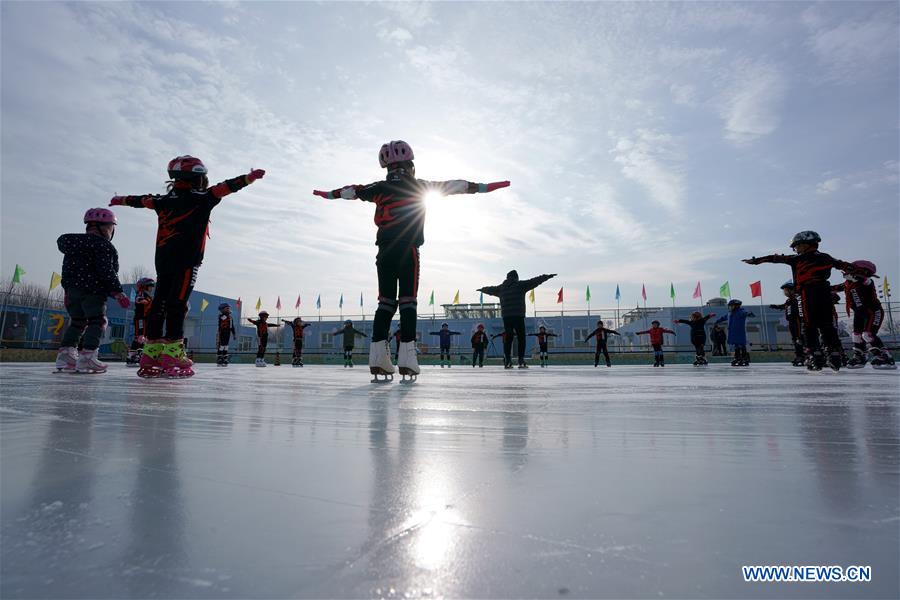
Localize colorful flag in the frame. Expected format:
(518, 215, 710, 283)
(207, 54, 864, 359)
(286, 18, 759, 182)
(670, 283, 676, 300)
(236, 297, 242, 310)
(883, 276, 891, 298)
(641, 284, 647, 301)
(255, 297, 262, 311)
(557, 287, 564, 304)
(339, 293, 343, 308)
(720, 281, 731, 298)
(200, 298, 209, 312)
(276, 296, 282, 310)
(453, 290, 460, 304)
(615, 284, 621, 301)
(750, 281, 762, 298)
(692, 281, 702, 299)
(11, 264, 25, 284)
(295, 294, 301, 309)
(316, 294, 321, 309)
(586, 285, 591, 302)
(529, 288, 535, 304)
(429, 290, 435, 306)
(49, 272, 62, 291)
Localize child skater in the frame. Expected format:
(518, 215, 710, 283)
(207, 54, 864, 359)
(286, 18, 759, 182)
(216, 303, 236, 367)
(429, 322, 461, 367)
(711, 324, 727, 356)
(743, 230, 859, 371)
(282, 317, 313, 367)
(471, 323, 490, 368)
(248, 311, 279, 367)
(715, 300, 755, 366)
(55, 208, 131, 374)
(111, 156, 265, 377)
(333, 319, 367, 368)
(584, 319, 620, 367)
(769, 281, 805, 366)
(673, 311, 715, 366)
(126, 277, 155, 366)
(313, 140, 510, 382)
(635, 320, 675, 367)
(835, 261, 895, 369)
(527, 325, 558, 367)
(478, 270, 557, 369)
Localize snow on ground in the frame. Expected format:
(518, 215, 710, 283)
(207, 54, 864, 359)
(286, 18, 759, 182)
(1, 363, 898, 599)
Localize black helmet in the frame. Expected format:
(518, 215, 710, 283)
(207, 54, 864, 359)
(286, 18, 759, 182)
(259, 310, 269, 317)
(539, 325, 546, 330)
(789, 230, 821, 248)
(344, 319, 352, 325)
(728, 299, 743, 307)
(780, 280, 795, 290)
(218, 302, 230, 311)
(651, 320, 660, 325)
(441, 322, 449, 328)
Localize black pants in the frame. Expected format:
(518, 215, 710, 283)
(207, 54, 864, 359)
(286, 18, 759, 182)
(256, 334, 268, 359)
(439, 346, 451, 361)
(733, 345, 749, 362)
(691, 335, 707, 357)
(130, 317, 147, 350)
(62, 289, 107, 350)
(594, 343, 610, 366)
(713, 339, 727, 355)
(799, 286, 841, 354)
(373, 244, 419, 343)
(472, 345, 485, 366)
(217, 331, 232, 361)
(147, 266, 197, 340)
(344, 345, 354, 360)
(503, 316, 527, 365)
(293, 338, 304, 358)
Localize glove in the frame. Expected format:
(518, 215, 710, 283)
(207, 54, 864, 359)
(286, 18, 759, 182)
(484, 181, 510, 192)
(109, 196, 125, 206)
(247, 168, 266, 182)
(742, 257, 759, 265)
(312, 190, 330, 198)
(115, 293, 131, 309)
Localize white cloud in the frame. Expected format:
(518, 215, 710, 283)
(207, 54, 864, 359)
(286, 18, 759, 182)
(611, 130, 685, 212)
(718, 60, 786, 144)
(378, 27, 413, 46)
(816, 178, 841, 195)
(670, 83, 697, 107)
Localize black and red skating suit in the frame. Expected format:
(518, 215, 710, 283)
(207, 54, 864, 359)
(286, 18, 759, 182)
(282, 320, 311, 359)
(585, 327, 620, 346)
(673, 316, 713, 346)
(835, 279, 884, 336)
(133, 290, 153, 338)
(118, 174, 253, 341)
(248, 318, 278, 359)
(749, 252, 853, 291)
(217, 313, 236, 345)
(429, 329, 461, 350)
(636, 327, 674, 348)
(527, 331, 558, 353)
(471, 330, 490, 350)
(770, 297, 801, 331)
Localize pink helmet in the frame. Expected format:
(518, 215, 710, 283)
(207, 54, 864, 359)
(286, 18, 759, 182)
(852, 260, 877, 276)
(83, 207, 117, 224)
(379, 140, 414, 168)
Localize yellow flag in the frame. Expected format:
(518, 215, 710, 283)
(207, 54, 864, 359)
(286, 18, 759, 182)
(49, 272, 62, 290)
(255, 297, 262, 311)
(529, 288, 535, 304)
(200, 298, 209, 312)
(453, 290, 460, 304)
(883, 276, 890, 297)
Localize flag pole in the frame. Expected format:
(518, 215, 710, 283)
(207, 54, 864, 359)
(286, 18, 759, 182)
(758, 293, 769, 351)
(0, 279, 19, 346)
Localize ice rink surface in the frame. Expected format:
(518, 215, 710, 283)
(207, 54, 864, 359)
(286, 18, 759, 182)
(1, 362, 898, 599)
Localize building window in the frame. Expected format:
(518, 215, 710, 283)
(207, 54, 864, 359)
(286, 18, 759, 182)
(239, 336, 254, 352)
(110, 324, 125, 340)
(573, 328, 589, 347)
(321, 333, 334, 348)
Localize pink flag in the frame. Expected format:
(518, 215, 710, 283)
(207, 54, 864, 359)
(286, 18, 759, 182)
(641, 284, 647, 301)
(276, 296, 282, 310)
(294, 294, 301, 309)
(692, 281, 702, 299)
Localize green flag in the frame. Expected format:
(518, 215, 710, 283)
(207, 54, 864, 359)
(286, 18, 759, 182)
(720, 281, 731, 298)
(11, 264, 25, 284)
(586, 285, 591, 302)
(429, 290, 434, 306)
(670, 283, 675, 300)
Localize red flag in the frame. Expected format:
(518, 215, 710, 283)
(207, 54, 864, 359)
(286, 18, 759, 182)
(750, 281, 762, 298)
(236, 297, 242, 310)
(276, 296, 282, 310)
(556, 287, 564, 304)
(692, 281, 702, 299)
(641, 284, 647, 301)
(294, 294, 301, 309)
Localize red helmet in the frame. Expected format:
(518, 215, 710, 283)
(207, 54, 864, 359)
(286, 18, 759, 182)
(167, 155, 208, 180)
(259, 311, 269, 317)
(852, 260, 877, 276)
(476, 323, 485, 330)
(83, 207, 117, 224)
(379, 140, 414, 168)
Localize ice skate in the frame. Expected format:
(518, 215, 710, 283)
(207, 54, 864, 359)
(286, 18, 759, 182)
(807, 352, 825, 371)
(518, 362, 529, 369)
(659, 357, 665, 367)
(871, 351, 897, 370)
(846, 351, 867, 369)
(255, 358, 267, 367)
(791, 357, 806, 367)
(369, 340, 395, 383)
(653, 359, 660, 367)
(504, 363, 514, 370)
(54, 347, 77, 373)
(160, 340, 194, 378)
(75, 349, 107, 374)
(397, 341, 420, 383)
(826, 352, 842, 372)
(125, 349, 141, 367)
(137, 342, 165, 378)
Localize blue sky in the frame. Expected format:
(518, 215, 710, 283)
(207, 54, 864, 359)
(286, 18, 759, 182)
(2, 1, 897, 313)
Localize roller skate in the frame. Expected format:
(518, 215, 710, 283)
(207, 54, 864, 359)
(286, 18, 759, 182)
(54, 347, 77, 373)
(871, 350, 897, 370)
(137, 342, 166, 378)
(397, 341, 419, 383)
(75, 349, 107, 374)
(369, 340, 395, 383)
(160, 340, 194, 378)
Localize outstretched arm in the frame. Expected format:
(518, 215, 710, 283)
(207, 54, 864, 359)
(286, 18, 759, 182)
(477, 285, 501, 297)
(353, 328, 367, 337)
(609, 329, 621, 336)
(312, 184, 366, 200)
(743, 254, 794, 265)
(523, 273, 557, 291)
(422, 180, 511, 196)
(584, 328, 598, 341)
(208, 170, 265, 199)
